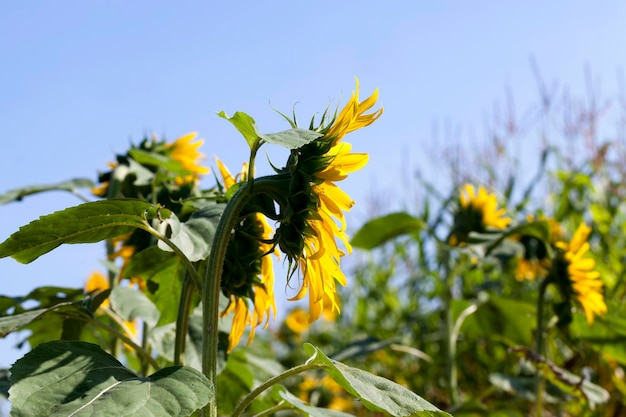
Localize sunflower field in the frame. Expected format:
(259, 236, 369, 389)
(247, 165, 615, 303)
(0, 78, 625, 417)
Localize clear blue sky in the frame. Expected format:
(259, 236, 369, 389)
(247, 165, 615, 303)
(2, 1, 626, 368)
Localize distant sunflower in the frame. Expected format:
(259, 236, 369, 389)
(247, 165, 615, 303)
(298, 375, 353, 412)
(552, 223, 606, 324)
(275, 79, 382, 322)
(216, 157, 277, 352)
(449, 184, 510, 245)
(515, 216, 563, 281)
(166, 132, 210, 184)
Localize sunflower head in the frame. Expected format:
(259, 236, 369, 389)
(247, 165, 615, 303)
(270, 81, 381, 323)
(551, 223, 607, 325)
(449, 184, 511, 245)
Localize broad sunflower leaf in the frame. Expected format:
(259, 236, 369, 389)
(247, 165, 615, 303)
(218, 110, 322, 150)
(0, 300, 89, 337)
(0, 178, 95, 205)
(351, 212, 424, 250)
(303, 344, 451, 417)
(272, 385, 353, 417)
(110, 286, 160, 329)
(125, 247, 186, 326)
(9, 341, 212, 417)
(157, 202, 223, 262)
(0, 199, 168, 264)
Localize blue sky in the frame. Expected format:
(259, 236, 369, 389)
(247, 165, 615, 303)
(2, 1, 626, 368)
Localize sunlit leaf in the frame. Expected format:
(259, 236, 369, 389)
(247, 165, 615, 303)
(110, 286, 160, 329)
(0, 178, 95, 205)
(128, 149, 188, 175)
(261, 128, 322, 149)
(0, 200, 166, 264)
(218, 110, 322, 150)
(0, 301, 89, 337)
(351, 212, 424, 250)
(303, 344, 451, 417)
(157, 202, 223, 262)
(10, 341, 212, 417)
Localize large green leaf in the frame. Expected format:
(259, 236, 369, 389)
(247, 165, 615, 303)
(157, 202, 223, 262)
(351, 212, 424, 250)
(0, 286, 85, 316)
(10, 340, 212, 417)
(303, 344, 451, 417)
(0, 300, 89, 337)
(0, 199, 168, 264)
(0, 178, 95, 204)
(125, 247, 186, 325)
(110, 286, 160, 328)
(218, 110, 322, 149)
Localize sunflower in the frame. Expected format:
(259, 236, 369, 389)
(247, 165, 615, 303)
(167, 132, 210, 178)
(274, 79, 382, 322)
(215, 157, 277, 352)
(553, 223, 606, 324)
(449, 184, 511, 245)
(515, 216, 563, 281)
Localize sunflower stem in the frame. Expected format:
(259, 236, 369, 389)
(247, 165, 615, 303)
(201, 183, 253, 417)
(231, 362, 323, 417)
(174, 273, 195, 366)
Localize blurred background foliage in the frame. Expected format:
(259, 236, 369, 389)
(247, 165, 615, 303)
(263, 70, 626, 416)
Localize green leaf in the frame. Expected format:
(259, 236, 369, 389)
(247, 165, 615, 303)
(0, 301, 89, 337)
(157, 202, 223, 262)
(458, 296, 535, 346)
(0, 369, 8, 399)
(128, 149, 189, 176)
(218, 110, 262, 148)
(273, 385, 354, 417)
(303, 344, 451, 417)
(570, 301, 626, 364)
(10, 341, 212, 417)
(218, 110, 322, 150)
(0, 199, 160, 264)
(110, 286, 160, 328)
(351, 212, 424, 250)
(0, 178, 95, 204)
(125, 247, 186, 325)
(261, 128, 322, 149)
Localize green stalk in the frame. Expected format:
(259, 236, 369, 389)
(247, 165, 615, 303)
(174, 274, 195, 366)
(201, 184, 253, 417)
(535, 277, 550, 417)
(443, 257, 466, 407)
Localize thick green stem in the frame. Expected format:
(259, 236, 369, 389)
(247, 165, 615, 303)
(174, 274, 195, 366)
(231, 362, 323, 417)
(201, 184, 253, 417)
